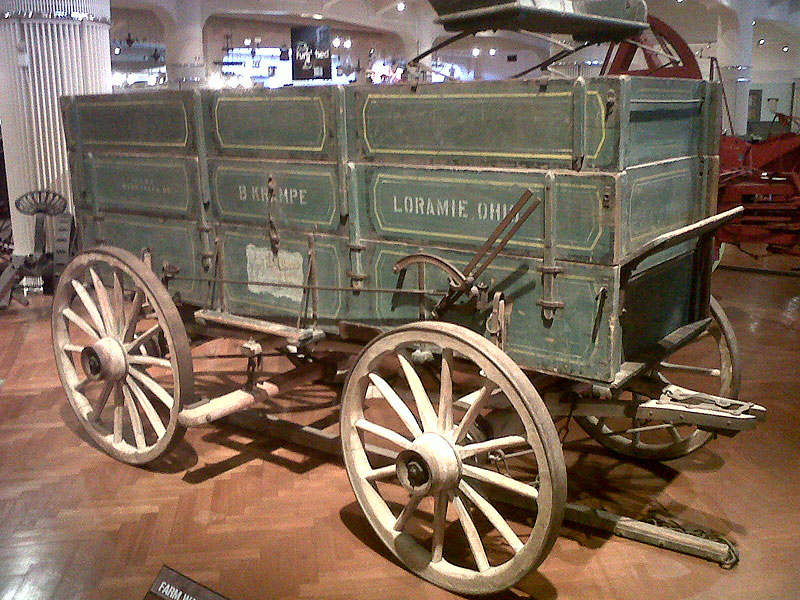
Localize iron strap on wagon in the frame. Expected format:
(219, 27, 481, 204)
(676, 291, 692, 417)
(52, 0, 764, 595)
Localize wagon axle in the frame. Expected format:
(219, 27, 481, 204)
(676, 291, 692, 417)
(396, 433, 462, 497)
(80, 337, 127, 382)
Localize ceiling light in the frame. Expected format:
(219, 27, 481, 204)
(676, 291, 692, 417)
(333, 37, 341, 48)
(489, 48, 496, 56)
(472, 47, 481, 57)
(397, 2, 406, 12)
(752, 20, 756, 26)
(784, 45, 790, 52)
(312, 13, 323, 20)
(244, 38, 251, 46)
(759, 38, 765, 45)
(343, 39, 352, 49)
(113, 47, 120, 55)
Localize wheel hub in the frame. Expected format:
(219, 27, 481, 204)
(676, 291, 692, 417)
(80, 337, 127, 381)
(396, 433, 461, 496)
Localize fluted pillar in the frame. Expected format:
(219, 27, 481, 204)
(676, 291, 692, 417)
(164, 0, 205, 87)
(0, 0, 111, 255)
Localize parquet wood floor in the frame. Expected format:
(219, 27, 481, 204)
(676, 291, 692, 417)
(0, 264, 798, 600)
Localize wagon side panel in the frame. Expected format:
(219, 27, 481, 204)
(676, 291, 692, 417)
(61, 91, 210, 305)
(203, 88, 348, 327)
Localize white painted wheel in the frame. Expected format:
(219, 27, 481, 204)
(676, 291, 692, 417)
(340, 322, 567, 595)
(52, 246, 193, 464)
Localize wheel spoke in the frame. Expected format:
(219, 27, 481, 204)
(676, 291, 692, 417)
(632, 419, 641, 446)
(659, 362, 721, 377)
(125, 323, 161, 353)
(70, 279, 106, 336)
(63, 344, 84, 353)
(127, 377, 166, 438)
(355, 418, 413, 450)
(111, 271, 126, 335)
(128, 355, 171, 369)
(122, 383, 146, 450)
(431, 492, 448, 563)
(128, 367, 175, 410)
(112, 388, 124, 444)
(397, 352, 438, 433)
(368, 373, 423, 438)
(364, 464, 397, 482)
(62, 307, 100, 342)
(458, 435, 528, 460)
(122, 290, 144, 343)
(90, 379, 116, 420)
(89, 268, 116, 336)
(453, 492, 490, 572)
(459, 480, 524, 553)
(669, 424, 682, 443)
(438, 349, 453, 434)
(462, 464, 539, 502)
(452, 384, 493, 443)
(393, 495, 422, 532)
(73, 377, 90, 393)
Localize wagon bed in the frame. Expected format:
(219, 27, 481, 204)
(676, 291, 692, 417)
(63, 75, 725, 385)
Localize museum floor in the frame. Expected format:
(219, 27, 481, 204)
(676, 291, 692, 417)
(0, 255, 798, 600)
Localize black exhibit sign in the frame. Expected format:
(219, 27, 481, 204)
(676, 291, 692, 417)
(144, 566, 231, 600)
(291, 25, 332, 80)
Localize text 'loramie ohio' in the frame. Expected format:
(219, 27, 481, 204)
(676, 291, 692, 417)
(391, 195, 522, 222)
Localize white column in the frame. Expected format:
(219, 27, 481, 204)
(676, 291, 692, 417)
(717, 2, 756, 135)
(164, 0, 205, 87)
(0, 0, 111, 255)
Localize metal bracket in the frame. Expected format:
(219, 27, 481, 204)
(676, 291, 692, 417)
(536, 173, 564, 321)
(485, 292, 510, 350)
(572, 77, 587, 171)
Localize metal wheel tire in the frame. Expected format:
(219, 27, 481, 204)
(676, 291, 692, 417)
(340, 322, 567, 595)
(576, 296, 741, 461)
(52, 245, 193, 465)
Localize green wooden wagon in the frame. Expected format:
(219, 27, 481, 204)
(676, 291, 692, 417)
(52, 1, 764, 594)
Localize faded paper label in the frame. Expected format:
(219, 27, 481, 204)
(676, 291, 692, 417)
(245, 245, 304, 303)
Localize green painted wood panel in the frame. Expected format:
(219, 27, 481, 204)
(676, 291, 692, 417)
(620, 156, 709, 259)
(624, 78, 710, 166)
(209, 160, 339, 231)
(99, 215, 204, 305)
(70, 95, 193, 153)
(358, 165, 614, 264)
(219, 228, 345, 324)
(352, 79, 613, 169)
(361, 242, 620, 382)
(204, 88, 337, 160)
(86, 155, 199, 218)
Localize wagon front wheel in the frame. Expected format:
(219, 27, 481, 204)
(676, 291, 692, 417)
(575, 296, 741, 461)
(52, 246, 193, 465)
(340, 322, 567, 595)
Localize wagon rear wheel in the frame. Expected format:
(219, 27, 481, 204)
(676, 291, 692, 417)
(575, 296, 741, 461)
(340, 322, 567, 595)
(52, 246, 193, 465)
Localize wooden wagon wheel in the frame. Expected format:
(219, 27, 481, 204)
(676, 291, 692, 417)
(340, 322, 567, 595)
(52, 245, 193, 464)
(575, 297, 741, 461)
